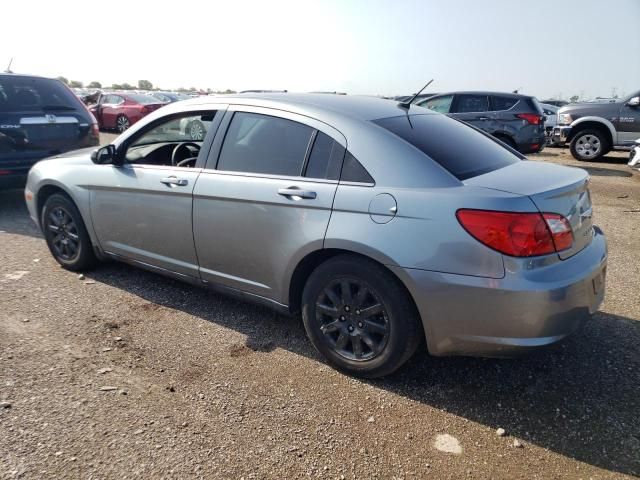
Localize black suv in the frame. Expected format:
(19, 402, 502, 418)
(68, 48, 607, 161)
(0, 74, 99, 188)
(414, 91, 546, 153)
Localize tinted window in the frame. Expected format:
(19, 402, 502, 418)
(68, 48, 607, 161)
(491, 96, 518, 111)
(454, 94, 489, 113)
(304, 132, 345, 180)
(128, 94, 159, 104)
(341, 152, 374, 183)
(218, 112, 313, 176)
(0, 76, 81, 113)
(420, 95, 453, 113)
(373, 114, 520, 180)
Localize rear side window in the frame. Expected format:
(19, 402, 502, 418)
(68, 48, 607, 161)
(453, 94, 489, 113)
(304, 132, 345, 180)
(218, 112, 313, 176)
(0, 76, 81, 113)
(373, 114, 520, 180)
(341, 152, 374, 183)
(490, 96, 518, 111)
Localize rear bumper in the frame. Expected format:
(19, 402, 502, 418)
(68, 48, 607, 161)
(393, 227, 607, 357)
(552, 126, 572, 146)
(0, 169, 28, 189)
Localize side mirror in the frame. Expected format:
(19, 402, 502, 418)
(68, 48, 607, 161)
(90, 145, 119, 165)
(627, 96, 640, 107)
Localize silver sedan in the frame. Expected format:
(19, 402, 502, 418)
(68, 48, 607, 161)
(24, 94, 607, 377)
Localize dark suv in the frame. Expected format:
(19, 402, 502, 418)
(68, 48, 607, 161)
(414, 91, 546, 153)
(0, 74, 99, 188)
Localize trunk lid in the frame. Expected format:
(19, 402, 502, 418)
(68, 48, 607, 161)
(465, 161, 593, 259)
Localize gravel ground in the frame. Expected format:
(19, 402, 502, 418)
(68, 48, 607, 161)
(1, 145, 639, 479)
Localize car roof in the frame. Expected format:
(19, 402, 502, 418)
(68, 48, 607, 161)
(171, 93, 434, 122)
(430, 91, 531, 99)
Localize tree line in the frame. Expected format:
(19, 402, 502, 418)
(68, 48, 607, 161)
(55, 77, 236, 94)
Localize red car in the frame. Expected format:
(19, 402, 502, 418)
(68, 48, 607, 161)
(89, 93, 164, 133)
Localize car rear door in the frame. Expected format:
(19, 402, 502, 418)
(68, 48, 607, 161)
(450, 94, 492, 132)
(192, 106, 345, 305)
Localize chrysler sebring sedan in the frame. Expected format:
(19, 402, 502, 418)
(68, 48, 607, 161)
(24, 94, 607, 377)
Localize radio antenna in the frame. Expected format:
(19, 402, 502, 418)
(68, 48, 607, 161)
(398, 79, 434, 109)
(5, 57, 13, 73)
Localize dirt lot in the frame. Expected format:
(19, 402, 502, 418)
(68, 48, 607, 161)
(1, 144, 639, 479)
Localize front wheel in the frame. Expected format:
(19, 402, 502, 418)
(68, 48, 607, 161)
(116, 115, 130, 133)
(302, 255, 422, 378)
(41, 193, 97, 271)
(570, 129, 608, 161)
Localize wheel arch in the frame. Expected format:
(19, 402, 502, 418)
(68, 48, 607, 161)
(569, 117, 616, 146)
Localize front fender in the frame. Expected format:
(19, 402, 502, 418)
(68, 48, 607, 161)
(570, 116, 617, 143)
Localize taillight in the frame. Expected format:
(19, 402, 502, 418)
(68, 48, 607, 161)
(456, 209, 573, 257)
(90, 123, 99, 139)
(517, 113, 543, 125)
(141, 106, 150, 114)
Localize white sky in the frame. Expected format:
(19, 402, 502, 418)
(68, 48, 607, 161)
(2, 0, 639, 99)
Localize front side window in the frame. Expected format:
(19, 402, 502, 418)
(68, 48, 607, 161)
(217, 112, 313, 176)
(420, 95, 453, 114)
(453, 95, 489, 113)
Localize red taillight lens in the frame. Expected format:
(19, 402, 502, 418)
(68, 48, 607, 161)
(90, 123, 99, 139)
(456, 209, 573, 257)
(517, 113, 543, 125)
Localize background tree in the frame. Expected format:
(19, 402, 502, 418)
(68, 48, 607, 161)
(111, 83, 122, 90)
(138, 79, 153, 90)
(56, 76, 69, 85)
(69, 80, 83, 88)
(569, 95, 579, 103)
(87, 81, 102, 88)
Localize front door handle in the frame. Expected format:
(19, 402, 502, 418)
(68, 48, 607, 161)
(161, 176, 188, 187)
(477, 116, 490, 121)
(278, 187, 317, 200)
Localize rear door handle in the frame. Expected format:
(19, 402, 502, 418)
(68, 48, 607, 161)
(161, 176, 188, 187)
(477, 116, 490, 121)
(278, 187, 317, 200)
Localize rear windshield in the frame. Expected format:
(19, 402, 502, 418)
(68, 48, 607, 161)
(0, 76, 81, 113)
(373, 114, 520, 180)
(128, 94, 161, 104)
(527, 97, 544, 115)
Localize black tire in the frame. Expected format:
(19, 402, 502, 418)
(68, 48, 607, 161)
(41, 193, 97, 271)
(301, 255, 422, 378)
(570, 129, 609, 161)
(494, 134, 517, 150)
(116, 115, 130, 133)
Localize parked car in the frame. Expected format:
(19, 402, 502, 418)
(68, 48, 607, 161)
(414, 91, 546, 153)
(540, 103, 559, 145)
(88, 93, 164, 132)
(541, 99, 570, 108)
(25, 94, 607, 378)
(149, 91, 191, 103)
(0, 73, 99, 189)
(628, 138, 640, 169)
(552, 91, 640, 160)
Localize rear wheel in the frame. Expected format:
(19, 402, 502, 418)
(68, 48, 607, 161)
(116, 115, 130, 133)
(302, 255, 422, 378)
(41, 193, 97, 271)
(570, 129, 608, 161)
(188, 120, 206, 140)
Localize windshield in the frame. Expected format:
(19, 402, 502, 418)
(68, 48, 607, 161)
(0, 76, 81, 113)
(373, 114, 521, 180)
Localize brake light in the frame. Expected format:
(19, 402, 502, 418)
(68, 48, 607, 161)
(517, 113, 543, 125)
(90, 123, 99, 139)
(456, 209, 573, 257)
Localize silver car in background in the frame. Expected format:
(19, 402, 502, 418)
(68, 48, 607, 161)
(24, 94, 607, 377)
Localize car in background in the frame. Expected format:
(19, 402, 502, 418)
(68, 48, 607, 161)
(393, 93, 437, 103)
(552, 91, 640, 160)
(541, 99, 570, 108)
(541, 103, 559, 145)
(149, 91, 191, 103)
(0, 73, 99, 188)
(628, 138, 640, 169)
(25, 93, 606, 378)
(88, 93, 164, 132)
(415, 91, 546, 153)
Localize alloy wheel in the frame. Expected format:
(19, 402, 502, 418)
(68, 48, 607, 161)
(315, 277, 390, 361)
(189, 122, 204, 140)
(117, 116, 130, 133)
(46, 207, 80, 261)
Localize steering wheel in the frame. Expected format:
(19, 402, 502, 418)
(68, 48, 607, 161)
(171, 142, 201, 167)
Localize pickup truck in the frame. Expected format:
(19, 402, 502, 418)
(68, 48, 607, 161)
(552, 91, 640, 160)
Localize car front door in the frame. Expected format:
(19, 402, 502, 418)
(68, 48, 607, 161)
(192, 107, 345, 305)
(89, 109, 224, 278)
(450, 94, 492, 132)
(615, 92, 640, 145)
